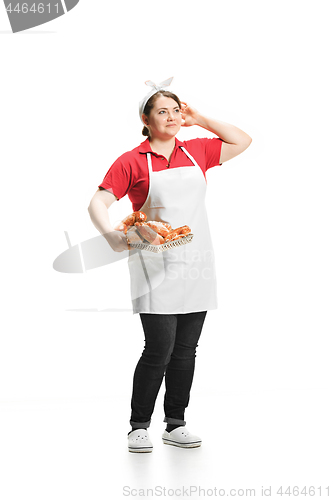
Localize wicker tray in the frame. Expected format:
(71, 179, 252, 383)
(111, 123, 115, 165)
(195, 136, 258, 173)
(129, 233, 194, 253)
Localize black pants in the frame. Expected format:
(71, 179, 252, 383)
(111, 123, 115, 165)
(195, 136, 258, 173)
(130, 311, 207, 429)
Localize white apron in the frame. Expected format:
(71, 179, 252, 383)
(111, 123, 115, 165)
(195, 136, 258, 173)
(128, 146, 218, 314)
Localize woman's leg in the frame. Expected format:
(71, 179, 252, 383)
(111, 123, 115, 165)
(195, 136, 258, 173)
(163, 311, 207, 425)
(130, 313, 177, 429)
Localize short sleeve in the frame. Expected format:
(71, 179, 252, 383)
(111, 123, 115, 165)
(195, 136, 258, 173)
(202, 137, 223, 170)
(183, 137, 223, 173)
(98, 154, 133, 201)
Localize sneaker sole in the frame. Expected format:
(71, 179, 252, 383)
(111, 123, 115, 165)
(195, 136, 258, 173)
(128, 447, 153, 453)
(162, 438, 201, 448)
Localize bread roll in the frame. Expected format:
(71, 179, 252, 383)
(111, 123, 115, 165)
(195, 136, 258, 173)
(121, 214, 136, 227)
(164, 225, 191, 242)
(134, 211, 147, 223)
(135, 222, 165, 245)
(126, 226, 144, 244)
(168, 234, 186, 242)
(146, 221, 172, 237)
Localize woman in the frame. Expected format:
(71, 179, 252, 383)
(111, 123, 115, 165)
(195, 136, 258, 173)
(88, 78, 252, 453)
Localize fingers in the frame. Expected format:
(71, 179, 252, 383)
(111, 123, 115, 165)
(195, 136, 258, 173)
(180, 102, 191, 126)
(180, 102, 187, 125)
(108, 232, 130, 252)
(122, 234, 131, 250)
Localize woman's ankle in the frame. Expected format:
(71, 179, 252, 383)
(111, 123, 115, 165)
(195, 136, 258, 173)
(165, 424, 182, 433)
(128, 428, 147, 435)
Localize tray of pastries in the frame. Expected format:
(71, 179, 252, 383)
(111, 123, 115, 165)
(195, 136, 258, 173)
(114, 211, 194, 253)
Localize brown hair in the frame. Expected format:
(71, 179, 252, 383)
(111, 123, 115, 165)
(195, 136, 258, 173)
(142, 90, 182, 137)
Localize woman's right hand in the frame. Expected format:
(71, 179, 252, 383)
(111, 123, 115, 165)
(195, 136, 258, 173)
(105, 230, 130, 252)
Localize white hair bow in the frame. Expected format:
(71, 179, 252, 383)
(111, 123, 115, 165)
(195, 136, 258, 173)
(144, 77, 173, 92)
(139, 77, 174, 123)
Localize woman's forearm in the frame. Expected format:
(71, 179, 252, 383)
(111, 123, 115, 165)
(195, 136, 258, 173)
(88, 199, 115, 237)
(88, 197, 129, 252)
(195, 113, 252, 148)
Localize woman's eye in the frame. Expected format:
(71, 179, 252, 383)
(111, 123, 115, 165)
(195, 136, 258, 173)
(175, 109, 180, 113)
(159, 110, 165, 114)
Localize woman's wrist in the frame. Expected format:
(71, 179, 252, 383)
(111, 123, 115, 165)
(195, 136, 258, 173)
(193, 112, 210, 128)
(193, 113, 252, 150)
(193, 112, 224, 134)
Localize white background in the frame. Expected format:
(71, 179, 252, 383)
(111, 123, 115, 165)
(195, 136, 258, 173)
(0, 1, 332, 499)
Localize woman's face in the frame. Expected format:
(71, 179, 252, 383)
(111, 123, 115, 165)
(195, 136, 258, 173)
(143, 96, 182, 140)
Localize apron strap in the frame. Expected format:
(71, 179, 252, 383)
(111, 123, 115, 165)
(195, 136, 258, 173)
(147, 152, 153, 174)
(180, 146, 200, 167)
(146, 153, 153, 202)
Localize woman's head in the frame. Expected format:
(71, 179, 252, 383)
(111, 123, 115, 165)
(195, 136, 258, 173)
(141, 90, 182, 139)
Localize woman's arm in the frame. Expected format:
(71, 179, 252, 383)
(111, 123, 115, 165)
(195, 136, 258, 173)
(88, 189, 129, 252)
(181, 102, 252, 164)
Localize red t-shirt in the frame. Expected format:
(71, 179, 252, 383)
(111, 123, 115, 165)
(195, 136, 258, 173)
(99, 137, 223, 212)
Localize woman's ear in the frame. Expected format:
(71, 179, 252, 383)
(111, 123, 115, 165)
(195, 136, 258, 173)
(142, 114, 149, 126)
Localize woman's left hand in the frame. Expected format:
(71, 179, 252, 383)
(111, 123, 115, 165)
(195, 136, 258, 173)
(180, 102, 199, 127)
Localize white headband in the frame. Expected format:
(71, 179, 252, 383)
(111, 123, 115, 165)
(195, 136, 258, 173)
(139, 77, 174, 124)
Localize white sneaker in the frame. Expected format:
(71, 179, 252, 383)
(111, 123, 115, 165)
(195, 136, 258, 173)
(162, 426, 202, 448)
(128, 429, 153, 453)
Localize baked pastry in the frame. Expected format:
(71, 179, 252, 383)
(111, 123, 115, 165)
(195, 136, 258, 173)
(167, 234, 186, 242)
(145, 221, 172, 237)
(121, 213, 136, 227)
(119, 211, 191, 247)
(164, 225, 191, 242)
(133, 211, 147, 223)
(115, 211, 147, 234)
(134, 222, 165, 245)
(126, 226, 145, 244)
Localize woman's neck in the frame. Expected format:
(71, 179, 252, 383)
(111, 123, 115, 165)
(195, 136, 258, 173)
(149, 137, 176, 162)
